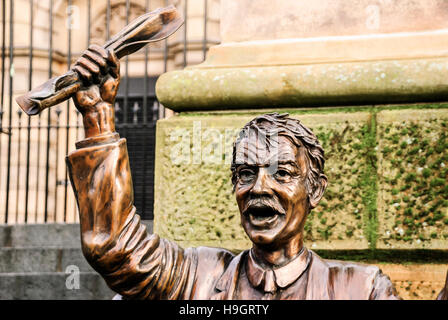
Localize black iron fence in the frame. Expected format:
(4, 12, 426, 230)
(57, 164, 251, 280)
(0, 0, 218, 224)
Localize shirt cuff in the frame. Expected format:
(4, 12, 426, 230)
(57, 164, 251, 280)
(75, 132, 120, 149)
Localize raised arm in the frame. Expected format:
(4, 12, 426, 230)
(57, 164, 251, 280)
(66, 45, 197, 299)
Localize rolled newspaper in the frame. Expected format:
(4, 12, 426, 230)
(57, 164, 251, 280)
(16, 5, 183, 116)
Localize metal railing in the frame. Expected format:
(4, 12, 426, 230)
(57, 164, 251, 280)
(0, 0, 218, 224)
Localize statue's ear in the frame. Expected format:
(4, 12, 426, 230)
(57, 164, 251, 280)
(308, 174, 327, 209)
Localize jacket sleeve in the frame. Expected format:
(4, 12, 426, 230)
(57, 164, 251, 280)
(368, 269, 401, 300)
(66, 133, 197, 299)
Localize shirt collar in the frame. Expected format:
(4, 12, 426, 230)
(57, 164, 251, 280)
(245, 247, 310, 293)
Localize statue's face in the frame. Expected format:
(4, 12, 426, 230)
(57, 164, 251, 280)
(234, 135, 310, 247)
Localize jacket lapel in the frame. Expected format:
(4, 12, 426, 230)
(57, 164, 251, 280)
(211, 250, 247, 300)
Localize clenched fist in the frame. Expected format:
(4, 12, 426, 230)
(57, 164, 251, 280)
(72, 44, 120, 139)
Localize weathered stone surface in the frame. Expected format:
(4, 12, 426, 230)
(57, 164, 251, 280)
(304, 113, 372, 250)
(156, 0, 448, 113)
(153, 105, 448, 252)
(202, 31, 448, 69)
(154, 116, 251, 252)
(0, 223, 134, 300)
(220, 0, 448, 42)
(0, 221, 153, 247)
(154, 111, 376, 250)
(375, 264, 447, 300)
(0, 272, 114, 300)
(156, 57, 448, 112)
(0, 247, 93, 273)
(377, 109, 448, 249)
(0, 223, 81, 248)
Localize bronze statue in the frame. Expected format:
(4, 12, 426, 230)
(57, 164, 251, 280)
(63, 45, 448, 299)
(17, 7, 448, 300)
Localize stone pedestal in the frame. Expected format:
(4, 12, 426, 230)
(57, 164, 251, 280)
(157, 0, 448, 110)
(154, 0, 448, 299)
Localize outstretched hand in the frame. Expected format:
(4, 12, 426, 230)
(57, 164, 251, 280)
(72, 44, 120, 138)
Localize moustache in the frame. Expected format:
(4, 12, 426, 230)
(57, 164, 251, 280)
(242, 197, 286, 216)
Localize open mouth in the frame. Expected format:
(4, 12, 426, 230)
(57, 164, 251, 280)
(244, 205, 281, 227)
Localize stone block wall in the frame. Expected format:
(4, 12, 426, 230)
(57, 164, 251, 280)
(153, 103, 448, 299)
(376, 109, 448, 249)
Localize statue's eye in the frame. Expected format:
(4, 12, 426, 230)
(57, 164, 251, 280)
(238, 168, 256, 182)
(274, 169, 292, 182)
(277, 170, 289, 177)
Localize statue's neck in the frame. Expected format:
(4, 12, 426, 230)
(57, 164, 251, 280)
(252, 234, 304, 267)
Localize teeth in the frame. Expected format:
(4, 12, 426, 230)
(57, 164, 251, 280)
(249, 211, 277, 223)
(245, 207, 279, 225)
(251, 213, 270, 221)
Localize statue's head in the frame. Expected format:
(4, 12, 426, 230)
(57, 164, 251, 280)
(231, 113, 328, 247)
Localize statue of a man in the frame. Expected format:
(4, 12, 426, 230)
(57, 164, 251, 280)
(67, 45, 448, 300)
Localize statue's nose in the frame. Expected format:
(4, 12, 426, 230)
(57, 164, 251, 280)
(250, 168, 273, 196)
